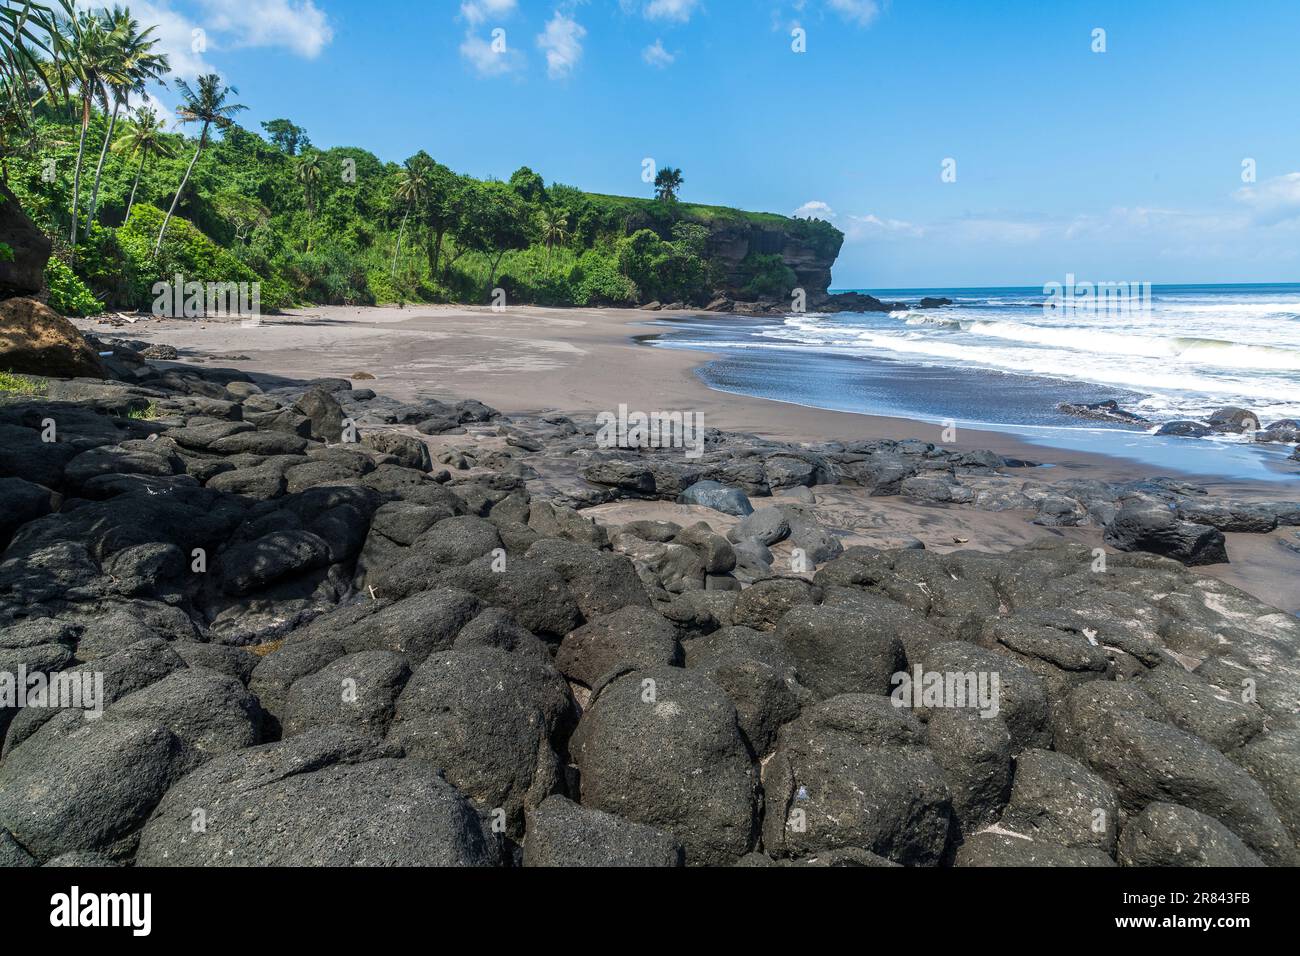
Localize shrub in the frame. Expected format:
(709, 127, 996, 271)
(616, 229, 708, 304)
(737, 252, 797, 300)
(117, 205, 292, 311)
(45, 257, 104, 316)
(571, 248, 637, 306)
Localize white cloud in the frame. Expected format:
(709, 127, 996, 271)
(537, 11, 586, 79)
(845, 213, 925, 240)
(827, 0, 880, 27)
(644, 0, 700, 22)
(196, 0, 333, 58)
(78, 0, 332, 80)
(793, 200, 836, 219)
(460, 0, 518, 27)
(79, 1, 213, 80)
(642, 39, 675, 68)
(1064, 206, 1246, 240)
(945, 217, 1045, 243)
(460, 31, 524, 77)
(1234, 172, 1300, 225)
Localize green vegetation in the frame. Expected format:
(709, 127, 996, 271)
(126, 400, 159, 420)
(0, 2, 841, 312)
(0, 369, 48, 395)
(44, 253, 101, 314)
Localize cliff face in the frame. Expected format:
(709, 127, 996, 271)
(612, 197, 844, 305)
(0, 182, 51, 299)
(703, 218, 843, 302)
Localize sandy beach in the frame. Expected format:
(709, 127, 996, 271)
(79, 304, 1300, 612)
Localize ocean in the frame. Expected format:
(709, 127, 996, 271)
(646, 283, 1300, 482)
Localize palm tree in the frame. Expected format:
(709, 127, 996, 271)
(56, 7, 126, 245)
(389, 160, 427, 277)
(538, 206, 568, 272)
(85, 6, 168, 233)
(153, 73, 245, 257)
(653, 166, 683, 202)
(1, 2, 58, 131)
(295, 150, 322, 251)
(1, 1, 69, 100)
(113, 103, 173, 221)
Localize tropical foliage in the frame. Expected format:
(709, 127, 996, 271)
(0, 4, 842, 313)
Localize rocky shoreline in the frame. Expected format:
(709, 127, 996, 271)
(1, 345, 1298, 868)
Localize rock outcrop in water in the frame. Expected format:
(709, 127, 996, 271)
(0, 347, 1297, 867)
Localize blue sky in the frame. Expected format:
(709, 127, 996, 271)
(116, 0, 1300, 287)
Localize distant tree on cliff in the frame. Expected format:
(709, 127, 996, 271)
(261, 118, 309, 155)
(508, 166, 546, 203)
(654, 166, 683, 202)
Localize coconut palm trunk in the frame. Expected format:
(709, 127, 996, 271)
(154, 123, 207, 256)
(390, 204, 410, 276)
(124, 151, 145, 221)
(84, 97, 120, 232)
(69, 97, 90, 244)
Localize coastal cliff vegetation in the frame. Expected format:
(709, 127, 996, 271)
(0, 2, 841, 313)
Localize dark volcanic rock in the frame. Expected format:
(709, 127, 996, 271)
(556, 606, 682, 686)
(0, 828, 37, 867)
(1055, 684, 1294, 865)
(0, 714, 187, 862)
(954, 831, 1116, 867)
(135, 728, 495, 865)
(108, 669, 262, 766)
(570, 667, 758, 865)
(1056, 400, 1147, 425)
(1154, 420, 1211, 438)
(293, 387, 347, 443)
(525, 537, 651, 618)
(0, 476, 54, 548)
(926, 710, 1013, 834)
(999, 749, 1119, 853)
(1207, 406, 1260, 434)
(361, 430, 432, 471)
(1256, 419, 1300, 444)
(0, 182, 52, 296)
(728, 507, 790, 547)
(731, 577, 822, 631)
(311, 588, 482, 663)
(774, 604, 904, 698)
(218, 530, 332, 596)
(522, 795, 684, 867)
(387, 646, 573, 836)
(677, 480, 754, 516)
(762, 695, 951, 865)
(281, 650, 412, 738)
(1117, 803, 1264, 867)
(1103, 496, 1228, 566)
